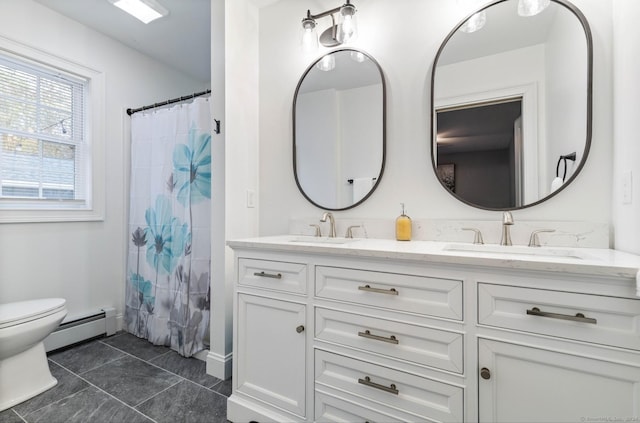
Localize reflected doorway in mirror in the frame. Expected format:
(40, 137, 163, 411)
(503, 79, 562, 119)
(437, 164, 456, 193)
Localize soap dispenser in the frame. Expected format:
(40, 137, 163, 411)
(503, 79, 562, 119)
(395, 203, 412, 241)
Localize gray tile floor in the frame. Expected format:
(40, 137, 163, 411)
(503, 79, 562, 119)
(0, 332, 230, 423)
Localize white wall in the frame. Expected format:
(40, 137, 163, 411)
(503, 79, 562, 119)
(257, 0, 613, 236)
(0, 0, 205, 322)
(339, 84, 383, 205)
(612, 0, 640, 254)
(296, 83, 382, 208)
(297, 89, 340, 207)
(212, 0, 260, 378)
(545, 5, 589, 185)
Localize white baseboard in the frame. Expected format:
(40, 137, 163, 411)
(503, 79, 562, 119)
(206, 350, 232, 380)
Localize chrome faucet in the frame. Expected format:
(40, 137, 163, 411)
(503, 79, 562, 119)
(320, 212, 336, 238)
(500, 211, 514, 246)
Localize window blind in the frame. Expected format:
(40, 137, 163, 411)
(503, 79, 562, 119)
(0, 53, 87, 204)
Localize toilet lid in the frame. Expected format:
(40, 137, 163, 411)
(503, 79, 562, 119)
(0, 298, 66, 328)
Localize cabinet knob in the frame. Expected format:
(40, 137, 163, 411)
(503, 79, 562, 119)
(480, 367, 491, 380)
(296, 325, 305, 333)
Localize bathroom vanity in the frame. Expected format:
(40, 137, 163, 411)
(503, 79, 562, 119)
(226, 236, 640, 422)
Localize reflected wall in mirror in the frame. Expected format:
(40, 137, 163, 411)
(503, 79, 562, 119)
(294, 49, 385, 210)
(432, 0, 592, 210)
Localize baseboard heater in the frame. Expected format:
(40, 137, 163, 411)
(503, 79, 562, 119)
(44, 307, 117, 352)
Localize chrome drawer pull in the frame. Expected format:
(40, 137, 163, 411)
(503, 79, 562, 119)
(358, 376, 399, 395)
(253, 271, 282, 279)
(526, 307, 597, 324)
(358, 284, 399, 295)
(358, 330, 399, 345)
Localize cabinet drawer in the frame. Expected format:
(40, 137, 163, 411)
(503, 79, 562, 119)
(316, 266, 463, 320)
(316, 308, 463, 373)
(315, 350, 464, 422)
(478, 283, 640, 350)
(238, 258, 307, 294)
(315, 390, 408, 423)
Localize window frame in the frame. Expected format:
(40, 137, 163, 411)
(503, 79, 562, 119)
(0, 36, 105, 223)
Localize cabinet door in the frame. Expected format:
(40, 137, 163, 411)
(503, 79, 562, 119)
(236, 294, 306, 417)
(478, 339, 640, 422)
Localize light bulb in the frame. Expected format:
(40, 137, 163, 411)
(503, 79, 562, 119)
(350, 51, 366, 62)
(518, 0, 551, 17)
(338, 3, 358, 43)
(459, 11, 486, 33)
(301, 17, 318, 54)
(316, 54, 336, 72)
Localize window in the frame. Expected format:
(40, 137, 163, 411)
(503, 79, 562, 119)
(0, 40, 104, 222)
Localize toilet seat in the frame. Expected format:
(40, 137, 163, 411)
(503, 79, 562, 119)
(0, 299, 66, 329)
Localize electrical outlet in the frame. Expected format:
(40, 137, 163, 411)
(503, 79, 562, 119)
(622, 170, 632, 205)
(246, 189, 256, 208)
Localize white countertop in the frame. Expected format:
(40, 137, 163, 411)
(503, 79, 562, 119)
(228, 235, 640, 296)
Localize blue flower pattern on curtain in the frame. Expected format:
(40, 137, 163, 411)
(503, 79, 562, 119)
(125, 98, 211, 357)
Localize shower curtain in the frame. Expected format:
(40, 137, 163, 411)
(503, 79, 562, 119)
(124, 97, 211, 357)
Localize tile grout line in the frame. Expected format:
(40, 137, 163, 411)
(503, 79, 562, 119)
(93, 339, 232, 405)
(7, 407, 29, 422)
(12, 386, 92, 421)
(46, 360, 160, 423)
(133, 378, 185, 408)
(97, 337, 231, 402)
(47, 357, 123, 375)
(99, 338, 224, 393)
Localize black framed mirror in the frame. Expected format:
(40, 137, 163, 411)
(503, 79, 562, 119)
(293, 49, 386, 210)
(431, 0, 592, 210)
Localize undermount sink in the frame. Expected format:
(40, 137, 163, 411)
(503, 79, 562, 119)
(442, 243, 590, 260)
(288, 236, 357, 245)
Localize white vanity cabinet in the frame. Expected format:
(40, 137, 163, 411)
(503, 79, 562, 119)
(228, 248, 467, 422)
(313, 265, 465, 423)
(478, 339, 640, 422)
(229, 256, 309, 422)
(477, 282, 640, 422)
(227, 237, 640, 423)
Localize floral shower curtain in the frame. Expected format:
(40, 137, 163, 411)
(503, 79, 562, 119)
(124, 97, 211, 357)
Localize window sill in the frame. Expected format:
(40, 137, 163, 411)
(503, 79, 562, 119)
(0, 208, 104, 223)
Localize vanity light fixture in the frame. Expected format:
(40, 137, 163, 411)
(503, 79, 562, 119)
(301, 1, 358, 53)
(108, 0, 168, 24)
(517, 0, 551, 16)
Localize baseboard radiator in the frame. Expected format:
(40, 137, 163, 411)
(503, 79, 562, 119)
(44, 307, 117, 352)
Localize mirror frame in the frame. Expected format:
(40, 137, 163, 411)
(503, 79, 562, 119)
(430, 0, 593, 211)
(293, 48, 387, 211)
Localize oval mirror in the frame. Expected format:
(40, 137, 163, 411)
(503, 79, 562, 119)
(294, 49, 385, 210)
(431, 0, 592, 210)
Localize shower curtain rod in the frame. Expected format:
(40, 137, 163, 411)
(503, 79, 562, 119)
(126, 89, 211, 116)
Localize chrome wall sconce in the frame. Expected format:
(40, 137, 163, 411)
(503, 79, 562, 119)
(301, 1, 358, 53)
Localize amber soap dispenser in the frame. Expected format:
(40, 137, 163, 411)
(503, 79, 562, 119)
(395, 203, 412, 241)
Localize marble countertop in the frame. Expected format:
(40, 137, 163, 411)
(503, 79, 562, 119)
(228, 235, 640, 296)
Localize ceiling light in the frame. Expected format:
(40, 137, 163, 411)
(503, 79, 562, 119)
(108, 0, 169, 24)
(300, 1, 358, 54)
(518, 0, 551, 17)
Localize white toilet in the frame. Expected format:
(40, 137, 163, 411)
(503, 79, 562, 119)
(0, 298, 67, 411)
